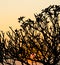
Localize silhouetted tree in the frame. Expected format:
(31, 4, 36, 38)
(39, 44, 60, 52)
(6, 27, 30, 65)
(0, 5, 60, 65)
(17, 5, 60, 65)
(18, 16, 25, 23)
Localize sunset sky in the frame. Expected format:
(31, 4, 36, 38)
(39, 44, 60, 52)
(0, 0, 60, 65)
(0, 0, 60, 32)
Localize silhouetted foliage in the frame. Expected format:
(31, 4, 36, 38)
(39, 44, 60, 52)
(17, 5, 60, 65)
(0, 5, 60, 65)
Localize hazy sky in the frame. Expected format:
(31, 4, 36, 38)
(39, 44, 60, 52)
(0, 0, 60, 65)
(0, 0, 60, 32)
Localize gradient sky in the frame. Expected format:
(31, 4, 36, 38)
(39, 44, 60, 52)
(0, 0, 60, 32)
(0, 0, 60, 65)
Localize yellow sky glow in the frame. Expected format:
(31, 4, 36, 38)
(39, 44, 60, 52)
(0, 0, 60, 65)
(0, 0, 60, 32)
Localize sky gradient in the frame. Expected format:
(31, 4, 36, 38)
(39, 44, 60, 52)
(0, 0, 60, 32)
(0, 0, 60, 65)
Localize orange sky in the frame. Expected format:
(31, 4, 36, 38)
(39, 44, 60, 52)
(0, 0, 60, 65)
(0, 0, 60, 32)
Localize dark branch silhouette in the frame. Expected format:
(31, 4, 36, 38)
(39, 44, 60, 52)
(0, 5, 60, 65)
